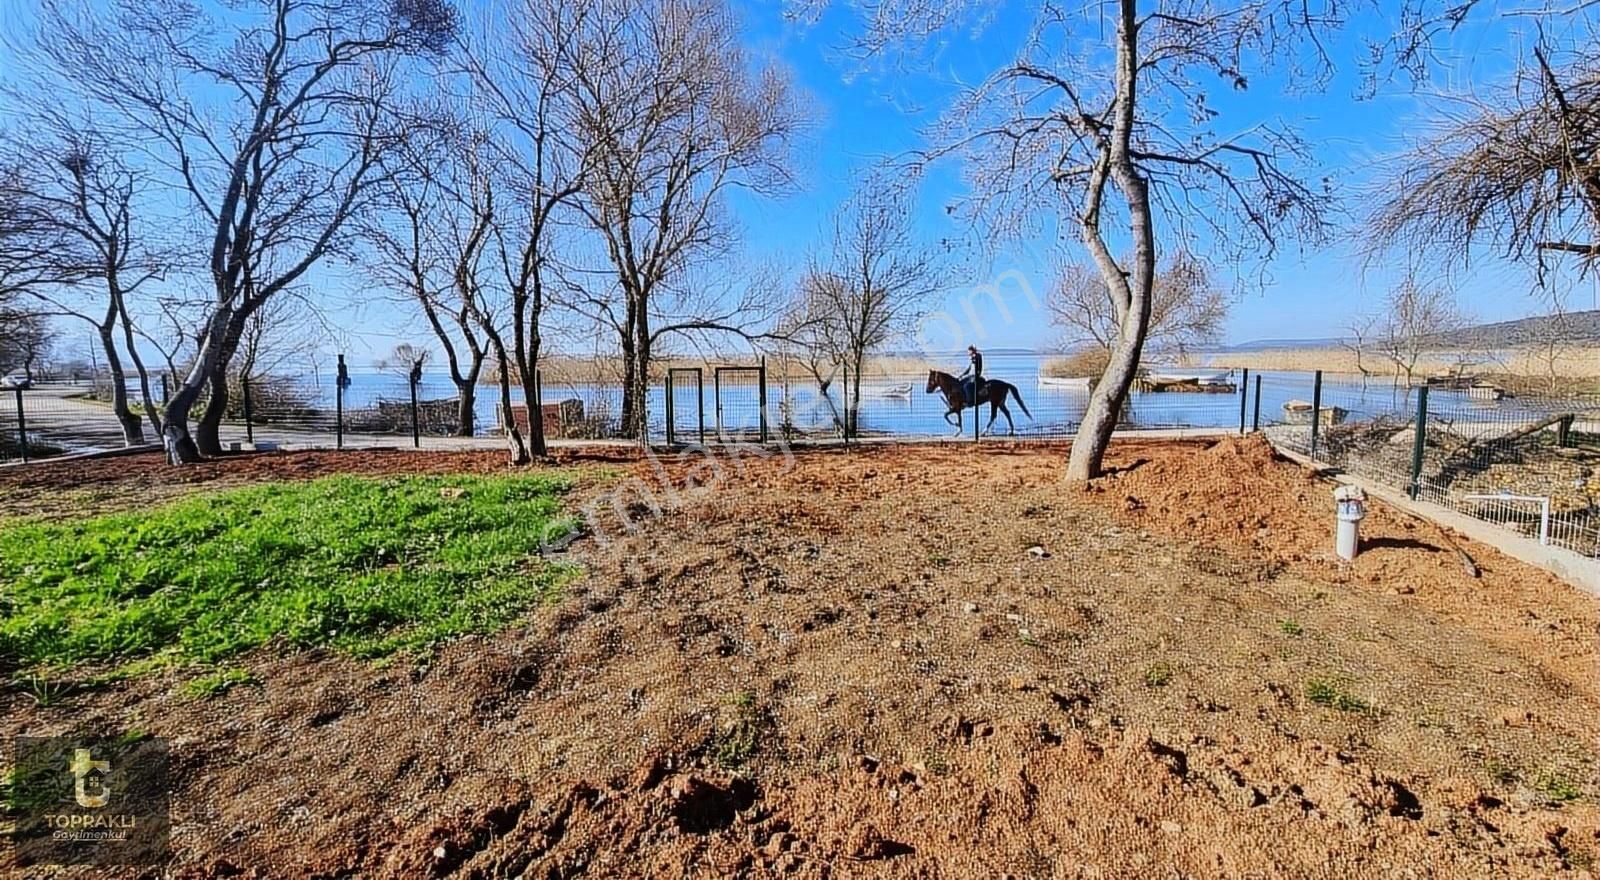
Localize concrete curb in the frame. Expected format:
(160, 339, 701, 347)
(1274, 446, 1600, 598)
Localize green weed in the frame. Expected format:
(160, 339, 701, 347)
(1143, 662, 1174, 688)
(183, 667, 256, 698)
(712, 690, 773, 769)
(1305, 678, 1371, 713)
(0, 473, 580, 675)
(1532, 770, 1583, 803)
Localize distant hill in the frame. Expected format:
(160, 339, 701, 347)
(1220, 310, 1600, 352)
(1423, 310, 1600, 348)
(1211, 337, 1347, 353)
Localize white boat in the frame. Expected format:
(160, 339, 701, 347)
(1037, 375, 1091, 388)
(879, 383, 913, 398)
(1145, 368, 1232, 385)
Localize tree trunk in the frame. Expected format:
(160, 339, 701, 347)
(115, 292, 162, 436)
(491, 339, 528, 465)
(1065, 0, 1154, 483)
(518, 315, 547, 458)
(455, 381, 477, 437)
(162, 306, 234, 464)
(196, 314, 248, 456)
(99, 325, 145, 446)
(630, 314, 652, 443)
(618, 319, 641, 440)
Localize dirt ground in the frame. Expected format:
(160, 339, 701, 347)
(3, 437, 1599, 878)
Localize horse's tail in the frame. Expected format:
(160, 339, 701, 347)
(1009, 383, 1033, 420)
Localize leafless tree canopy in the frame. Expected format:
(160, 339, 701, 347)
(1348, 276, 1469, 385)
(793, 179, 943, 432)
(1367, 24, 1600, 277)
(1049, 251, 1227, 358)
(557, 0, 804, 438)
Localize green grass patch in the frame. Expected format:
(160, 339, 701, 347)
(183, 666, 256, 698)
(0, 473, 581, 675)
(1278, 619, 1303, 636)
(1532, 769, 1583, 803)
(1305, 678, 1372, 713)
(1143, 661, 1175, 688)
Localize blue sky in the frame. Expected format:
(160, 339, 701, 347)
(722, 0, 1595, 352)
(8, 1, 1593, 367)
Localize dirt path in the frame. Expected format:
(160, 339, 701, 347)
(4, 438, 1597, 877)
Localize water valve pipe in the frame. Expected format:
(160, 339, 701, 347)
(1334, 485, 1366, 561)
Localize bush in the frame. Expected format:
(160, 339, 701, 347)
(1043, 348, 1111, 379)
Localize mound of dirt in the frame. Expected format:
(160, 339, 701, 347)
(1090, 435, 1326, 558)
(5, 440, 1597, 878)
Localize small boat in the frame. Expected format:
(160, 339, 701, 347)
(879, 383, 913, 398)
(1467, 382, 1505, 401)
(1146, 368, 1231, 385)
(1038, 375, 1091, 388)
(1282, 399, 1348, 426)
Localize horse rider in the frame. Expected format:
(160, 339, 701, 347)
(958, 344, 984, 405)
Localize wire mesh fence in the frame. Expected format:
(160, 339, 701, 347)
(1261, 371, 1600, 558)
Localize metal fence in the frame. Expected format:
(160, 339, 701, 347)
(9, 357, 1600, 561)
(1259, 370, 1600, 558)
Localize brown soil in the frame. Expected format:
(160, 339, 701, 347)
(0, 445, 641, 521)
(4, 437, 1599, 878)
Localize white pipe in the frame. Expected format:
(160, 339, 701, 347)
(1334, 486, 1365, 561)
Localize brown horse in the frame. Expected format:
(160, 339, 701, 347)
(925, 370, 1032, 436)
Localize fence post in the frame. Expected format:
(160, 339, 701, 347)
(336, 354, 347, 450)
(408, 360, 422, 449)
(665, 370, 676, 446)
(14, 387, 27, 464)
(1308, 370, 1324, 458)
(714, 367, 724, 442)
(1252, 374, 1262, 432)
(1238, 368, 1249, 434)
(242, 373, 255, 444)
(1409, 385, 1430, 500)
(533, 368, 544, 443)
(758, 357, 768, 444)
(845, 364, 854, 445)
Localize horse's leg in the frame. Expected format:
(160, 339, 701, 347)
(1000, 402, 1015, 435)
(984, 400, 1000, 436)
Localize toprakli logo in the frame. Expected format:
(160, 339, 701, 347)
(70, 748, 112, 809)
(9, 735, 170, 866)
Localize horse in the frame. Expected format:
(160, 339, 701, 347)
(925, 370, 1033, 436)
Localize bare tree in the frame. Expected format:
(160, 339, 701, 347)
(796, 180, 942, 435)
(1367, 38, 1600, 278)
(825, 1, 1339, 480)
(1049, 251, 1227, 360)
(462, 0, 592, 459)
(562, 0, 803, 440)
(3, 126, 165, 442)
(1373, 277, 1467, 387)
(0, 311, 53, 379)
(21, 0, 457, 463)
(366, 125, 492, 438)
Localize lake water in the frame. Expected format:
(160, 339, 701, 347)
(286, 354, 1504, 440)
